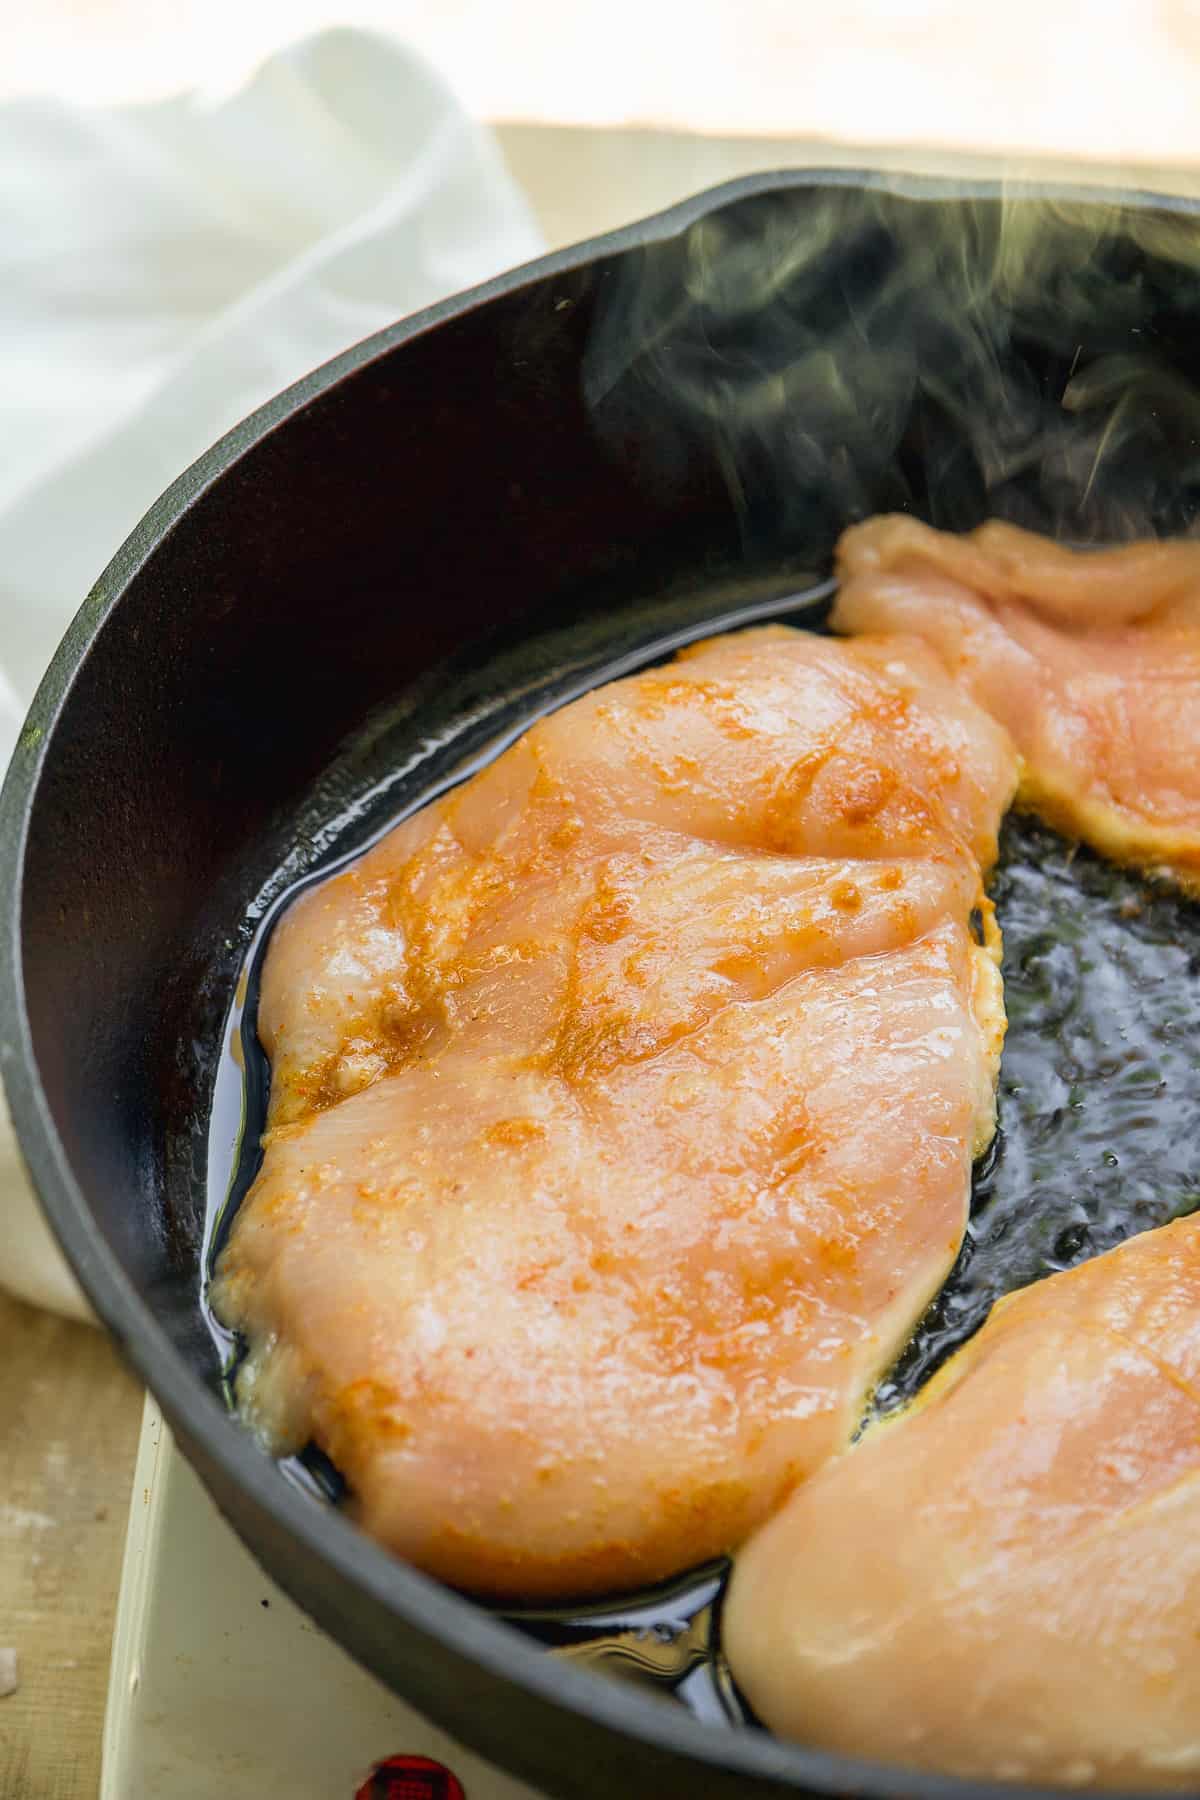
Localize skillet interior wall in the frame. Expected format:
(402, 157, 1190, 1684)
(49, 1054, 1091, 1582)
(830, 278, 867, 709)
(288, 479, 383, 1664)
(18, 180, 1200, 1389)
(586, 184, 1200, 548)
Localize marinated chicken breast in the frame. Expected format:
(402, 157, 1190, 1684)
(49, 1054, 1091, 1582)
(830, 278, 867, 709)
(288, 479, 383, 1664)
(214, 626, 1015, 1599)
(726, 1215, 1200, 1790)
(833, 517, 1200, 891)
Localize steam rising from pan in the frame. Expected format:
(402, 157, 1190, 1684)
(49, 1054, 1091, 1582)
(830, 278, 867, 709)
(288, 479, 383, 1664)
(583, 182, 1200, 550)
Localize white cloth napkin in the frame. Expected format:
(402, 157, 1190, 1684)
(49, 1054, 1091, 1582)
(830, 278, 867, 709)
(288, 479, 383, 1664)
(0, 27, 544, 1321)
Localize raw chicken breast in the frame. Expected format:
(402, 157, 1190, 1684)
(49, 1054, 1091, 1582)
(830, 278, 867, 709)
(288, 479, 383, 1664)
(214, 626, 1015, 1600)
(833, 516, 1200, 891)
(726, 1215, 1200, 1789)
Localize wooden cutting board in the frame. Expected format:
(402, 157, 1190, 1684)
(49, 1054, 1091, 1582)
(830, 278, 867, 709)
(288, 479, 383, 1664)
(0, 1292, 141, 1800)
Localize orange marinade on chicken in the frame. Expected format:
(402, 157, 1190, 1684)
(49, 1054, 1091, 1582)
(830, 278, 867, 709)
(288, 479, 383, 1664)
(725, 1215, 1200, 1790)
(213, 625, 1016, 1600)
(833, 516, 1200, 891)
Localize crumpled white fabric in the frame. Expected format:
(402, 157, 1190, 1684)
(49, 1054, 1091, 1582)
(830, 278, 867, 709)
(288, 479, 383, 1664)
(0, 27, 544, 1321)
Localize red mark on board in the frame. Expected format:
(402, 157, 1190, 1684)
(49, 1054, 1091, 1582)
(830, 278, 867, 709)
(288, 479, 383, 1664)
(355, 1753, 466, 1800)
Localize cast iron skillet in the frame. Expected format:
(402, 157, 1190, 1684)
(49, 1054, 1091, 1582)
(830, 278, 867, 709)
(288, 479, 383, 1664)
(5, 170, 1200, 1800)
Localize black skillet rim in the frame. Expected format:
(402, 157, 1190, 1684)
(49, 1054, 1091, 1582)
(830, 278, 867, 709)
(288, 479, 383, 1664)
(3, 165, 1198, 1800)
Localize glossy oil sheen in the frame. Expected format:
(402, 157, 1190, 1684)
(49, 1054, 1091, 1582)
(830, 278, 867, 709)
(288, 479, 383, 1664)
(203, 592, 1200, 1730)
(875, 814, 1200, 1412)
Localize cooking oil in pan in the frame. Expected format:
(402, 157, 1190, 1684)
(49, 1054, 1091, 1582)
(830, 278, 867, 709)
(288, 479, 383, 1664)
(202, 580, 1200, 1730)
(874, 813, 1200, 1415)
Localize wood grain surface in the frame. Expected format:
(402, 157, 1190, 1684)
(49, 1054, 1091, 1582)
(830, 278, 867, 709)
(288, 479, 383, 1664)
(0, 1292, 142, 1800)
(10, 0, 1200, 168)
